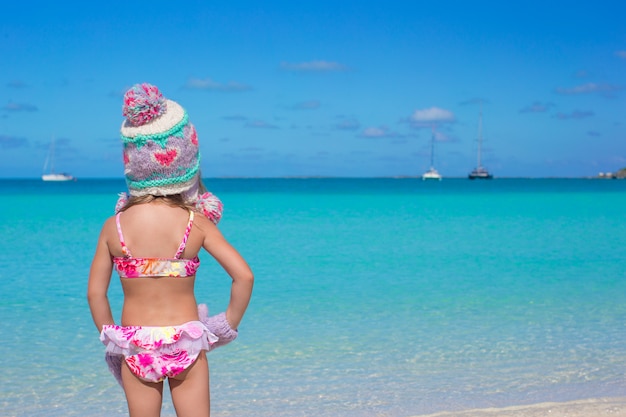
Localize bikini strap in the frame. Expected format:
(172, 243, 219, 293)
(174, 211, 195, 259)
(115, 212, 132, 257)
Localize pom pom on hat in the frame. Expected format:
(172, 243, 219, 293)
(196, 192, 224, 224)
(122, 83, 167, 126)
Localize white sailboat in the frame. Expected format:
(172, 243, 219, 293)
(468, 105, 492, 180)
(42, 137, 74, 181)
(422, 126, 442, 180)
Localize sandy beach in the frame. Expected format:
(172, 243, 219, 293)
(415, 397, 626, 417)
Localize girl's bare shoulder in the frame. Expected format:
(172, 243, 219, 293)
(100, 215, 117, 232)
(193, 210, 219, 232)
(98, 215, 119, 242)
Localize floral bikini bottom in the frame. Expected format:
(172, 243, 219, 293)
(101, 320, 218, 383)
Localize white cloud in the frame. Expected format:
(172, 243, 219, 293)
(362, 127, 387, 137)
(360, 126, 400, 138)
(411, 107, 455, 123)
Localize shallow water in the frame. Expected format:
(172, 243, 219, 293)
(1, 178, 625, 416)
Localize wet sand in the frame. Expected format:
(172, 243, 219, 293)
(414, 397, 626, 417)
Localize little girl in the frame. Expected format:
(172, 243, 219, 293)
(87, 83, 254, 417)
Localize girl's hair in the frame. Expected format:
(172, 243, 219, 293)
(119, 194, 191, 212)
(119, 179, 209, 212)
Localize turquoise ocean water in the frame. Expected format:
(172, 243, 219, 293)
(1, 178, 626, 417)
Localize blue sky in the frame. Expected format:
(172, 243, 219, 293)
(1, 1, 625, 178)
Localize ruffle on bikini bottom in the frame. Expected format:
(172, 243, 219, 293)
(101, 320, 217, 384)
(100, 304, 238, 387)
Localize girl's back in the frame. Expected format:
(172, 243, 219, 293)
(107, 201, 210, 326)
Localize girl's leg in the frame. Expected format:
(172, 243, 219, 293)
(168, 352, 210, 417)
(121, 361, 164, 417)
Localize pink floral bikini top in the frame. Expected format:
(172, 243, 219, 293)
(112, 211, 200, 278)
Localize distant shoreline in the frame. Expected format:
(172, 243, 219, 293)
(1, 176, 624, 181)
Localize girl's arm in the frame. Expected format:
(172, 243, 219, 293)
(87, 218, 115, 332)
(203, 221, 254, 330)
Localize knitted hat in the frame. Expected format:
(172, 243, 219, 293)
(121, 83, 199, 197)
(117, 83, 223, 224)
